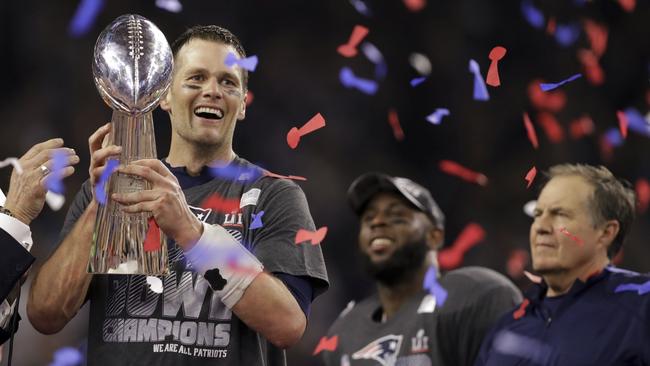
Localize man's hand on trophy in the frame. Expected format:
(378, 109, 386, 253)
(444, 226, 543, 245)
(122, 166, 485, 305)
(88, 122, 122, 202)
(4, 138, 80, 225)
(112, 159, 204, 250)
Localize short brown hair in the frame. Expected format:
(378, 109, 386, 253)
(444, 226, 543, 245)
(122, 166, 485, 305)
(543, 164, 636, 258)
(171, 25, 248, 91)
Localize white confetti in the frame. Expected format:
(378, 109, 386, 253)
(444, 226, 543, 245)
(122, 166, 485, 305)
(155, 0, 182, 13)
(409, 52, 432, 76)
(0, 157, 23, 174)
(45, 191, 65, 211)
(146, 276, 163, 294)
(523, 200, 537, 217)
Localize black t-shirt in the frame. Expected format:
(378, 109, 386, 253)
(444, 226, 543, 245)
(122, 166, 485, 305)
(322, 267, 522, 366)
(58, 156, 329, 365)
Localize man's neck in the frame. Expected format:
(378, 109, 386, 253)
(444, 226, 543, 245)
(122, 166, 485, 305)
(376, 265, 428, 321)
(543, 256, 609, 297)
(167, 140, 235, 176)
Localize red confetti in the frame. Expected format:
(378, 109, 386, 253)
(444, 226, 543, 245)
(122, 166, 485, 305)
(635, 178, 650, 213)
(200, 193, 241, 213)
(569, 115, 595, 139)
(537, 112, 564, 143)
(523, 112, 539, 149)
(507, 249, 530, 279)
(513, 298, 530, 320)
(286, 113, 326, 149)
(143, 217, 161, 252)
(559, 227, 584, 246)
(524, 271, 543, 284)
(599, 134, 614, 162)
(577, 49, 605, 85)
(618, 0, 636, 12)
(617, 110, 628, 139)
(403, 0, 426, 12)
(313, 335, 338, 355)
(263, 170, 307, 181)
(546, 17, 556, 35)
(439, 160, 488, 186)
(525, 166, 537, 189)
(583, 20, 608, 58)
(528, 79, 567, 112)
(438, 223, 486, 270)
(486, 46, 507, 87)
(337, 25, 369, 58)
(388, 108, 405, 141)
(295, 226, 328, 245)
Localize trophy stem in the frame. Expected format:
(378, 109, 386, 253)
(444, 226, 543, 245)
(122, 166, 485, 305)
(88, 111, 168, 275)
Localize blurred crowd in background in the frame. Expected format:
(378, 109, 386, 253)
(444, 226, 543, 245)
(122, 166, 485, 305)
(1, 0, 649, 364)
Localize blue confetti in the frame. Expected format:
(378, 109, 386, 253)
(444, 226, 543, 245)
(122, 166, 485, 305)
(624, 108, 650, 137)
(615, 280, 650, 295)
(539, 73, 582, 92)
(155, 0, 182, 13)
(555, 23, 581, 47)
(95, 159, 119, 205)
(426, 108, 450, 125)
(209, 164, 263, 182)
(423, 265, 448, 306)
(250, 211, 265, 230)
(604, 128, 624, 147)
(45, 150, 68, 194)
(68, 0, 105, 38)
(374, 62, 388, 80)
(521, 0, 545, 29)
(469, 59, 490, 101)
(49, 346, 83, 366)
(224, 52, 259, 72)
(339, 67, 379, 95)
(349, 0, 372, 17)
(410, 77, 427, 87)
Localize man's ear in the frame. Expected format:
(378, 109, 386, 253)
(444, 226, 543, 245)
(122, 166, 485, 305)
(599, 220, 620, 252)
(426, 227, 445, 251)
(237, 91, 247, 121)
(160, 90, 171, 113)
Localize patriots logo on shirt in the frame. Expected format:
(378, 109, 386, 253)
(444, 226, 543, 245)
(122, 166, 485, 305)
(352, 334, 403, 366)
(188, 205, 213, 223)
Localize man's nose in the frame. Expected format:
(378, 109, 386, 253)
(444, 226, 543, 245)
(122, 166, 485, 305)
(203, 79, 222, 98)
(532, 212, 552, 234)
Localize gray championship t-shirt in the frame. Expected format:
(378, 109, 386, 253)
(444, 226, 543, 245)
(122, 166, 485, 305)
(58, 157, 329, 365)
(322, 267, 521, 366)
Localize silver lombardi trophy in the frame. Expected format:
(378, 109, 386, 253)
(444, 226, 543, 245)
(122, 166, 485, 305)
(89, 14, 173, 274)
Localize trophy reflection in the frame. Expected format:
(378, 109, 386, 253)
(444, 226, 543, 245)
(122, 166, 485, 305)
(89, 14, 173, 274)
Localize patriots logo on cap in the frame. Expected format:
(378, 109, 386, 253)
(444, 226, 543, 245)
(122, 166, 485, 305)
(352, 334, 403, 366)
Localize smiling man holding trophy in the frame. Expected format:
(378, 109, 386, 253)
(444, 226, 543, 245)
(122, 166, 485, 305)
(27, 15, 328, 365)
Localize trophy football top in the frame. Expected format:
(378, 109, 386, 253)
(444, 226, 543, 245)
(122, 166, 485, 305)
(92, 14, 173, 115)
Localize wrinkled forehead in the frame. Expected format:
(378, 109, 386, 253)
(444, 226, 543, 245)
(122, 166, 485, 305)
(538, 175, 594, 209)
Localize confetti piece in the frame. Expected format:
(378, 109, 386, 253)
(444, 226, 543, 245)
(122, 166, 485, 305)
(409, 53, 432, 76)
(486, 46, 507, 87)
(539, 73, 582, 92)
(569, 115, 595, 139)
(439, 160, 488, 186)
(295, 226, 328, 245)
(426, 108, 450, 125)
(410, 77, 427, 87)
(224, 52, 258, 72)
(337, 25, 369, 58)
(45, 191, 65, 211)
(636, 179, 650, 213)
(523, 112, 539, 149)
(200, 194, 240, 213)
(374, 62, 388, 80)
(339, 67, 379, 95)
(537, 112, 564, 143)
(469, 59, 490, 101)
(623, 108, 650, 137)
(95, 159, 119, 205)
(388, 108, 405, 141)
(618, 0, 636, 12)
(615, 280, 650, 295)
(0, 157, 23, 174)
(68, 0, 105, 37)
(403, 0, 426, 12)
(512, 299, 530, 320)
(524, 270, 543, 284)
(263, 171, 307, 181)
(143, 217, 162, 252)
(438, 223, 486, 270)
(527, 79, 567, 112)
(554, 23, 580, 47)
(559, 227, 583, 246)
(423, 265, 448, 306)
(492, 329, 553, 363)
(50, 346, 83, 366)
(313, 335, 339, 355)
(577, 50, 605, 85)
(583, 20, 608, 57)
(521, 0, 544, 29)
(209, 164, 263, 182)
(507, 249, 530, 279)
(45, 150, 68, 194)
(349, 0, 372, 16)
(155, 0, 182, 13)
(250, 211, 264, 230)
(604, 127, 624, 147)
(523, 200, 536, 217)
(617, 110, 628, 139)
(360, 42, 384, 64)
(146, 276, 163, 294)
(525, 166, 537, 189)
(286, 113, 326, 149)
(245, 90, 254, 106)
(546, 17, 556, 35)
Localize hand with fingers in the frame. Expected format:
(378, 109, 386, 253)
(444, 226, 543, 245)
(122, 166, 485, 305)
(88, 122, 122, 203)
(111, 159, 204, 250)
(3, 138, 80, 225)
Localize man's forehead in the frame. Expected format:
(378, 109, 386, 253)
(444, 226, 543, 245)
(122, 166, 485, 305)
(537, 175, 593, 207)
(363, 191, 415, 212)
(174, 39, 240, 70)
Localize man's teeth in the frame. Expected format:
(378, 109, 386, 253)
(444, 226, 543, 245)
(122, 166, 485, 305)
(370, 238, 393, 249)
(195, 107, 224, 118)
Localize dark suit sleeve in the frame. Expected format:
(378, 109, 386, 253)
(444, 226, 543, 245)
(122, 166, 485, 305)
(0, 228, 34, 303)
